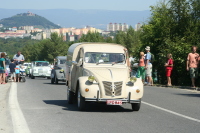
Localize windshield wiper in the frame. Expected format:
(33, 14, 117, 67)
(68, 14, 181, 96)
(112, 60, 124, 65)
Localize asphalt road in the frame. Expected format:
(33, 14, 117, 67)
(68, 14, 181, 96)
(13, 77, 200, 133)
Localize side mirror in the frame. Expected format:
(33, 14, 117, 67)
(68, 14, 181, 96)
(72, 61, 78, 65)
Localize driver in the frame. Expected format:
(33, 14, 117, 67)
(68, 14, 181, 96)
(13, 51, 25, 65)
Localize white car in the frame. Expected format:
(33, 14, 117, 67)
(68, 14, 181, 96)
(30, 61, 51, 79)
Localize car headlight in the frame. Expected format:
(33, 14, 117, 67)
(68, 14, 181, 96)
(60, 69, 64, 73)
(88, 75, 95, 82)
(130, 77, 137, 83)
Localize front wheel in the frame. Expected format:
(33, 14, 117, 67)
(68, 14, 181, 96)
(67, 90, 74, 104)
(55, 74, 58, 84)
(21, 77, 26, 82)
(31, 74, 35, 79)
(77, 89, 86, 111)
(5, 77, 8, 83)
(131, 99, 141, 111)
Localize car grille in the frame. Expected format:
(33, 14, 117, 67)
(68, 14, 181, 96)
(38, 69, 47, 73)
(102, 81, 123, 96)
(114, 81, 123, 96)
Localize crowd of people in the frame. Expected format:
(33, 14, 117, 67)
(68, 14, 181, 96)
(135, 46, 173, 86)
(134, 45, 200, 88)
(0, 51, 25, 84)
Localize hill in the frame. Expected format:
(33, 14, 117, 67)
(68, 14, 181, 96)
(0, 12, 61, 29)
(0, 9, 150, 29)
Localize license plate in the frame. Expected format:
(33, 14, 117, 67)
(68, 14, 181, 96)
(39, 73, 45, 76)
(106, 100, 122, 105)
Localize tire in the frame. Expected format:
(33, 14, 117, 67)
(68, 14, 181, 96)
(5, 77, 8, 83)
(31, 74, 35, 79)
(22, 77, 26, 82)
(77, 88, 86, 111)
(51, 77, 55, 84)
(131, 99, 141, 111)
(67, 90, 74, 104)
(55, 74, 58, 84)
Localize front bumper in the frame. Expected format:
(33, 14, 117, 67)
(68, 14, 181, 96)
(85, 91, 141, 103)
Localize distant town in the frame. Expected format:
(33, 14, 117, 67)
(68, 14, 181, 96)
(0, 22, 142, 41)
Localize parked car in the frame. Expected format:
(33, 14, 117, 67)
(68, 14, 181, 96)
(51, 56, 67, 84)
(23, 62, 31, 69)
(30, 61, 51, 79)
(66, 43, 143, 111)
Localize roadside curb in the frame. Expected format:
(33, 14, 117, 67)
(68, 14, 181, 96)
(152, 84, 199, 91)
(0, 82, 12, 133)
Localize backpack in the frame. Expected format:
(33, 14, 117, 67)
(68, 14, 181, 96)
(150, 53, 155, 63)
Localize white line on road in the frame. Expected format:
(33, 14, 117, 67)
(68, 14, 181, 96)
(142, 101, 200, 123)
(9, 82, 30, 133)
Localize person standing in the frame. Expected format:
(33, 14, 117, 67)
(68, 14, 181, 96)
(137, 52, 145, 84)
(13, 51, 25, 64)
(145, 46, 153, 86)
(15, 63, 20, 82)
(9, 59, 16, 82)
(0, 52, 6, 84)
(165, 54, 173, 86)
(186, 46, 199, 88)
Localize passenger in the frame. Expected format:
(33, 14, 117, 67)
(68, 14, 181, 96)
(9, 59, 16, 82)
(165, 53, 173, 86)
(137, 52, 145, 84)
(0, 52, 6, 84)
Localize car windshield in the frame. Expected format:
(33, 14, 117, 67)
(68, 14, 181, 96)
(5, 58, 10, 65)
(35, 62, 49, 66)
(60, 60, 66, 64)
(84, 52, 125, 64)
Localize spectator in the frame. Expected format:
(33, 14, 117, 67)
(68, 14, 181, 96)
(9, 59, 16, 82)
(145, 46, 153, 86)
(13, 51, 25, 64)
(137, 52, 145, 84)
(15, 62, 20, 82)
(186, 46, 199, 88)
(0, 52, 6, 84)
(165, 54, 173, 86)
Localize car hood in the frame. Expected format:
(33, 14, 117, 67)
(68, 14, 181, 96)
(84, 67, 129, 82)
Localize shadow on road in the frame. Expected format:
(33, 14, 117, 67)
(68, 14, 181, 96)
(43, 82, 66, 85)
(175, 93, 200, 98)
(43, 100, 133, 112)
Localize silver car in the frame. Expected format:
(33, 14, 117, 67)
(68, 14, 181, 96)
(30, 61, 51, 79)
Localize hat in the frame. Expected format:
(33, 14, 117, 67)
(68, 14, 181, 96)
(145, 46, 150, 51)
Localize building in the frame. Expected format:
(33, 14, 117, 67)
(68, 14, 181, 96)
(135, 23, 142, 31)
(107, 23, 128, 32)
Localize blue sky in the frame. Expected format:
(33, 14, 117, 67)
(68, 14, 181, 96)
(1, 0, 159, 11)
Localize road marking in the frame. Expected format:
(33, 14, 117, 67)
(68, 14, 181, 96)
(9, 82, 30, 133)
(142, 101, 200, 123)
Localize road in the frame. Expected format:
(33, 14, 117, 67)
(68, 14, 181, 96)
(9, 77, 200, 133)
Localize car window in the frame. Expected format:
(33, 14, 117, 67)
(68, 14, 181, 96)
(84, 52, 125, 64)
(5, 58, 11, 65)
(60, 60, 66, 64)
(35, 62, 49, 66)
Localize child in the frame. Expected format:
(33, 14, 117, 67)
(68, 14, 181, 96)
(137, 52, 145, 84)
(15, 63, 20, 82)
(165, 53, 173, 86)
(9, 59, 16, 82)
(20, 65, 25, 76)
